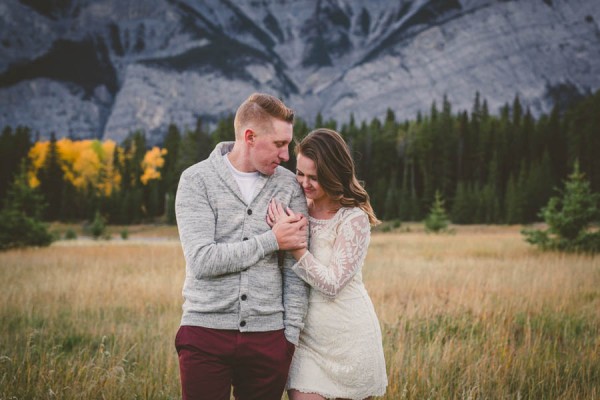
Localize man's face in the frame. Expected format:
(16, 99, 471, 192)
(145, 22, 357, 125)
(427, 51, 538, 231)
(248, 118, 292, 175)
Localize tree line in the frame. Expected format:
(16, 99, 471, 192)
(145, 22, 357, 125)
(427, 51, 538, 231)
(1, 89, 599, 226)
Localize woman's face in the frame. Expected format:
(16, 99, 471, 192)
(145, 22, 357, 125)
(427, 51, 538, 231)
(296, 153, 326, 201)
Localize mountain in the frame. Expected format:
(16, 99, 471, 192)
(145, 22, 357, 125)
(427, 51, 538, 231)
(1, 0, 599, 145)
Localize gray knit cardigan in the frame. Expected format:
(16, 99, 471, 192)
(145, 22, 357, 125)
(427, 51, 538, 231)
(175, 142, 309, 344)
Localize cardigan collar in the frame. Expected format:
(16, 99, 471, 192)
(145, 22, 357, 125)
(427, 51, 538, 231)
(210, 141, 271, 206)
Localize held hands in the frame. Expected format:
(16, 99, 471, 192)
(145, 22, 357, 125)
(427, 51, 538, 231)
(268, 199, 308, 256)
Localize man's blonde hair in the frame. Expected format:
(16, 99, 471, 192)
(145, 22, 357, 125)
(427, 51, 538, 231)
(234, 93, 294, 138)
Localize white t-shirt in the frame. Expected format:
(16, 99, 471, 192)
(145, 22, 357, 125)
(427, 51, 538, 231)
(224, 154, 260, 204)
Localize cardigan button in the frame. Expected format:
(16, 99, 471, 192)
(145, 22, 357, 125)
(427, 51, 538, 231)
(240, 321, 246, 327)
(241, 294, 247, 301)
(247, 209, 252, 215)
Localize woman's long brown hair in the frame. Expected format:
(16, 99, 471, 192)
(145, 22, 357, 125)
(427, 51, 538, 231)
(295, 128, 380, 226)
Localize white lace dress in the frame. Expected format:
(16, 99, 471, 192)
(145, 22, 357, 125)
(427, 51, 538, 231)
(287, 207, 388, 399)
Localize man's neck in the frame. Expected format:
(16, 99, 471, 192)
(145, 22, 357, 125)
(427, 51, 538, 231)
(227, 142, 255, 173)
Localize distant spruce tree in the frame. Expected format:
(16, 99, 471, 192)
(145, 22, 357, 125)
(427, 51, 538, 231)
(176, 121, 212, 177)
(119, 131, 146, 223)
(38, 132, 64, 220)
(162, 123, 181, 187)
(89, 210, 107, 240)
(522, 161, 600, 253)
(161, 124, 181, 223)
(0, 127, 15, 199)
(0, 161, 53, 250)
(0, 126, 32, 200)
(425, 190, 450, 233)
(452, 182, 476, 224)
(505, 169, 526, 225)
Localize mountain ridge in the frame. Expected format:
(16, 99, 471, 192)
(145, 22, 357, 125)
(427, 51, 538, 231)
(1, 0, 599, 144)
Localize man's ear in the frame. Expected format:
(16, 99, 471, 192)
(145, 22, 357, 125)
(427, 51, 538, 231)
(244, 129, 255, 145)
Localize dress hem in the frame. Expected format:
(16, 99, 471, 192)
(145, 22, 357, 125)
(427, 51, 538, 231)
(287, 385, 387, 400)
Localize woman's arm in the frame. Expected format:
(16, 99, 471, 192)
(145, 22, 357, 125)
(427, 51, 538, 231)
(292, 210, 370, 299)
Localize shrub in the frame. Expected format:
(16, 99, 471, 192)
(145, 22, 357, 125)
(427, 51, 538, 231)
(64, 228, 77, 240)
(0, 209, 53, 250)
(90, 211, 106, 240)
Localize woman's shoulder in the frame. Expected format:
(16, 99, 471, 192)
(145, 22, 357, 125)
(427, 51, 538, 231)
(309, 207, 367, 227)
(338, 207, 368, 223)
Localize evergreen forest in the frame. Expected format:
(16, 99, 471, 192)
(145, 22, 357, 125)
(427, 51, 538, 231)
(1, 90, 599, 225)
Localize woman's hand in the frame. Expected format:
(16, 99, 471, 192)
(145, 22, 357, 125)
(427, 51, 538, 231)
(267, 198, 294, 226)
(268, 199, 308, 260)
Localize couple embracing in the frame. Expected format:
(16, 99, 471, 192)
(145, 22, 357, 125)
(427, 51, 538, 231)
(174, 93, 388, 400)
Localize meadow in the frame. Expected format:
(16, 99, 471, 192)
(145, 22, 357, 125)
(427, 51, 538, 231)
(0, 224, 598, 399)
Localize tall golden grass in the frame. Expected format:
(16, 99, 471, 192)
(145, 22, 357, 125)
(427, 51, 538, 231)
(1, 225, 598, 399)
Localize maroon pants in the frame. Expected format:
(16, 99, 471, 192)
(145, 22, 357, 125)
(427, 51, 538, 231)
(175, 326, 295, 400)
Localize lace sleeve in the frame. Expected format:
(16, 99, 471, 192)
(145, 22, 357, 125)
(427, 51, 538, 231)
(292, 211, 371, 299)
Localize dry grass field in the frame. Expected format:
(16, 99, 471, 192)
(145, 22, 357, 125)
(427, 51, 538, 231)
(1, 224, 599, 399)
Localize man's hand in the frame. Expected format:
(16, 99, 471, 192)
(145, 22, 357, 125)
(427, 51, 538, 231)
(268, 198, 308, 252)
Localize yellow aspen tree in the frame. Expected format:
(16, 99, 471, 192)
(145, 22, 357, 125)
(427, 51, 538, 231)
(141, 147, 167, 185)
(27, 141, 49, 187)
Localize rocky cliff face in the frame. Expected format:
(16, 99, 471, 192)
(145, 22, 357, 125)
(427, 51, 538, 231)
(1, 0, 599, 144)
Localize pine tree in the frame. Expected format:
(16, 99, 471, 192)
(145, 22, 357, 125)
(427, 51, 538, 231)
(176, 125, 212, 178)
(383, 174, 399, 220)
(456, 111, 469, 183)
(523, 152, 554, 222)
(104, 144, 123, 223)
(512, 95, 523, 128)
(452, 182, 476, 224)
(439, 94, 457, 196)
(162, 124, 181, 224)
(162, 123, 181, 178)
(165, 191, 176, 225)
(0, 127, 14, 200)
(479, 183, 501, 224)
(38, 132, 64, 220)
(565, 90, 600, 192)
(0, 161, 53, 250)
(425, 190, 450, 233)
(118, 131, 147, 222)
(546, 106, 567, 187)
(522, 161, 600, 253)
(505, 164, 528, 224)
(89, 210, 107, 240)
(145, 180, 160, 218)
(211, 114, 235, 147)
(0, 126, 32, 200)
(314, 112, 324, 128)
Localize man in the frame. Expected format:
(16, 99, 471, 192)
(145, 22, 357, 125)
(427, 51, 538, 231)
(174, 93, 310, 400)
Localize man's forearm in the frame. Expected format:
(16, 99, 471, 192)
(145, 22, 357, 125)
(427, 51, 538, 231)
(181, 230, 278, 278)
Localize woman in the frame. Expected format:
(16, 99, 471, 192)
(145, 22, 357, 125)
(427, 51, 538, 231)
(268, 128, 388, 400)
